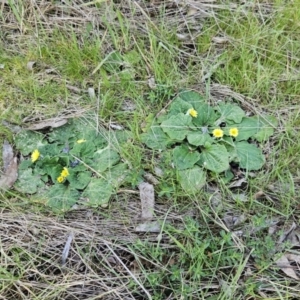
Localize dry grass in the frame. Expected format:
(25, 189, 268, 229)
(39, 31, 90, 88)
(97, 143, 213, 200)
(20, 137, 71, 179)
(0, 195, 197, 299)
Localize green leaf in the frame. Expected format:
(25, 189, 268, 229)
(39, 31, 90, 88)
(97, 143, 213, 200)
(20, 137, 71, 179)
(40, 156, 62, 183)
(103, 163, 129, 187)
(41, 143, 61, 156)
(193, 103, 216, 126)
(70, 141, 96, 159)
(82, 178, 113, 207)
(161, 113, 192, 141)
(123, 49, 141, 65)
(168, 91, 206, 117)
(215, 103, 245, 124)
(199, 144, 229, 173)
(253, 115, 278, 142)
(187, 131, 213, 146)
(19, 159, 32, 170)
(45, 184, 79, 212)
(113, 130, 133, 144)
(140, 125, 172, 150)
(173, 145, 201, 170)
(168, 98, 192, 117)
(68, 170, 91, 190)
(177, 90, 206, 106)
(221, 137, 237, 161)
(93, 147, 120, 172)
(15, 130, 46, 156)
(234, 117, 260, 141)
(221, 170, 235, 184)
(236, 142, 265, 170)
(103, 51, 124, 73)
(47, 121, 76, 144)
(75, 126, 108, 149)
(178, 166, 206, 192)
(141, 114, 155, 132)
(14, 168, 43, 194)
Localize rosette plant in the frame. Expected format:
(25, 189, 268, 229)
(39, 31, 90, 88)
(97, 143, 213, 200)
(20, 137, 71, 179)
(14, 119, 130, 212)
(141, 91, 277, 192)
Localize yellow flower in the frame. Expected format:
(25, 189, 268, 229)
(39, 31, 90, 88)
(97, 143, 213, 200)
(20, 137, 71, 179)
(212, 128, 224, 138)
(31, 149, 40, 163)
(57, 176, 65, 183)
(229, 128, 239, 137)
(76, 139, 86, 144)
(60, 167, 69, 178)
(187, 108, 198, 118)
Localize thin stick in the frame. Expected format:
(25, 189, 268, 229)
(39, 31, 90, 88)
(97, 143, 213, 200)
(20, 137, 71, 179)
(62, 232, 74, 265)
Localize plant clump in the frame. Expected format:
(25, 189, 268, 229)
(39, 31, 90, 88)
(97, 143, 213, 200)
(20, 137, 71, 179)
(141, 90, 277, 192)
(14, 119, 131, 213)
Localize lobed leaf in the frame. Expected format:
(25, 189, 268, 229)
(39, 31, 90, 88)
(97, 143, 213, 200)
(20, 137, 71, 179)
(161, 113, 192, 141)
(193, 103, 216, 126)
(199, 144, 229, 173)
(253, 115, 278, 142)
(235, 142, 265, 170)
(173, 145, 201, 170)
(93, 147, 120, 172)
(140, 125, 171, 150)
(234, 117, 259, 141)
(82, 178, 113, 207)
(215, 103, 245, 124)
(187, 131, 213, 146)
(68, 170, 91, 190)
(176, 90, 206, 106)
(168, 98, 192, 117)
(45, 184, 79, 212)
(178, 166, 206, 192)
(15, 130, 46, 156)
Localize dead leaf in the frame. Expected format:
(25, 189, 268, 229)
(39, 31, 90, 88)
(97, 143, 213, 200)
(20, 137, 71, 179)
(254, 190, 265, 199)
(268, 223, 279, 236)
(66, 84, 82, 93)
(244, 267, 253, 277)
(223, 214, 247, 229)
(285, 253, 300, 264)
(176, 33, 189, 41)
(154, 167, 164, 177)
(2, 120, 22, 134)
(135, 221, 161, 232)
(2, 140, 14, 172)
(187, 7, 198, 16)
(138, 182, 155, 220)
(27, 61, 36, 71)
(144, 173, 159, 185)
(88, 87, 96, 100)
(0, 157, 18, 190)
(24, 118, 68, 130)
(229, 177, 247, 188)
(109, 122, 124, 130)
(278, 222, 298, 244)
(276, 254, 299, 280)
(0, 140, 18, 190)
(45, 68, 58, 74)
(121, 99, 136, 111)
(148, 77, 156, 90)
(212, 36, 230, 44)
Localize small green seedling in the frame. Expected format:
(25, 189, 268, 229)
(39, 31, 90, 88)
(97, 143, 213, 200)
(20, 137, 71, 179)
(141, 90, 277, 192)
